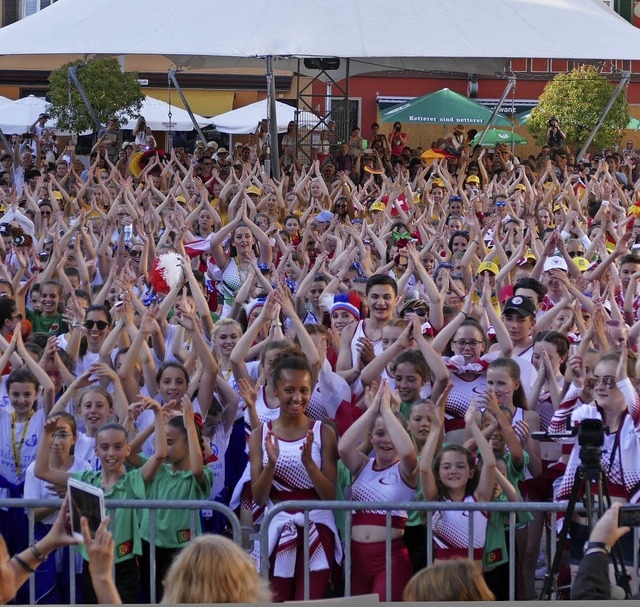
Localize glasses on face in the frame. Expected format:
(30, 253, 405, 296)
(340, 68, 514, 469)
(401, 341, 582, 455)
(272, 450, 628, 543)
(452, 339, 483, 348)
(568, 250, 584, 258)
(587, 375, 617, 390)
(130, 250, 142, 259)
(405, 308, 427, 317)
(85, 320, 109, 331)
(52, 431, 72, 442)
(12, 313, 22, 321)
(495, 201, 507, 207)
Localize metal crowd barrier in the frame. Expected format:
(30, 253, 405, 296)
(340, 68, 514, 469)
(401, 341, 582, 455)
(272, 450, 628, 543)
(258, 500, 640, 602)
(3, 498, 638, 604)
(2, 498, 241, 605)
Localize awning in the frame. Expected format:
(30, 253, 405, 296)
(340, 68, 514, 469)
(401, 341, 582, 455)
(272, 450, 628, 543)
(144, 89, 234, 118)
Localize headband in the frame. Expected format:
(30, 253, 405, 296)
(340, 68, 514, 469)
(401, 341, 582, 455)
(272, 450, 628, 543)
(330, 301, 360, 320)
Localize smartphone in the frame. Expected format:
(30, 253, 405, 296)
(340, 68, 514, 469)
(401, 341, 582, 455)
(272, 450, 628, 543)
(619, 504, 640, 527)
(67, 478, 105, 542)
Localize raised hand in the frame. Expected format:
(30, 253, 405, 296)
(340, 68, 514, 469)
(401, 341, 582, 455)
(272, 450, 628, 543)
(300, 430, 314, 469)
(237, 378, 258, 410)
(265, 429, 279, 466)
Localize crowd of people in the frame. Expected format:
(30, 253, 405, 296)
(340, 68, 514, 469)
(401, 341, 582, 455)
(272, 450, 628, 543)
(0, 108, 638, 603)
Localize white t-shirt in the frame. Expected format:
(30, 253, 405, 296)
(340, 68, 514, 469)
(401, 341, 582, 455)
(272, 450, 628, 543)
(24, 456, 91, 525)
(74, 432, 101, 472)
(0, 408, 46, 487)
(207, 423, 231, 500)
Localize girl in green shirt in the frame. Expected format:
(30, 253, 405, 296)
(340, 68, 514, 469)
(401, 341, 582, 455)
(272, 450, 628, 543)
(128, 394, 213, 602)
(34, 399, 167, 604)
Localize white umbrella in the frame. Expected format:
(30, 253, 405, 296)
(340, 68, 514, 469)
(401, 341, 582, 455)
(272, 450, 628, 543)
(120, 95, 213, 132)
(0, 95, 57, 134)
(212, 99, 322, 134)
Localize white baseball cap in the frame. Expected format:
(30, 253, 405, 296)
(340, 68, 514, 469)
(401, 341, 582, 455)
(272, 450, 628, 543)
(543, 256, 568, 272)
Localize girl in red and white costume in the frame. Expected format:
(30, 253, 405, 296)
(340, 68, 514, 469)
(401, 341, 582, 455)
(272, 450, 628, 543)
(230, 289, 319, 530)
(421, 400, 496, 564)
(250, 355, 340, 602)
(338, 380, 418, 601)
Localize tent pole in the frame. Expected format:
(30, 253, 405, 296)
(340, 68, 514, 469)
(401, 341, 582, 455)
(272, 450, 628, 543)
(476, 76, 516, 147)
(68, 67, 102, 134)
(265, 55, 281, 181)
(167, 69, 207, 144)
(577, 71, 630, 162)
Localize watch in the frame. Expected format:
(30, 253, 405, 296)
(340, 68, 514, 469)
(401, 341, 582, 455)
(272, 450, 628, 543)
(583, 541, 610, 555)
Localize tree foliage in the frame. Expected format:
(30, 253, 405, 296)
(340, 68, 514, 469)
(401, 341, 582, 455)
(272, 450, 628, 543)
(48, 57, 144, 133)
(528, 65, 629, 154)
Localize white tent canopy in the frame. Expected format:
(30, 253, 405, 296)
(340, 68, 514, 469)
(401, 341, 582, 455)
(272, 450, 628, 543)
(0, 95, 56, 134)
(0, 0, 637, 81)
(212, 100, 321, 134)
(121, 96, 212, 132)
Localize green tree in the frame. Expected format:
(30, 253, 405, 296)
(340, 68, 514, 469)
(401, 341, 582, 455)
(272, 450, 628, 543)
(528, 65, 629, 153)
(48, 57, 144, 133)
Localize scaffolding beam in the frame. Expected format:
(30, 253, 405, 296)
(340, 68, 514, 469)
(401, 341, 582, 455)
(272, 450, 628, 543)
(167, 70, 207, 145)
(295, 59, 350, 166)
(265, 56, 281, 180)
(475, 75, 516, 147)
(68, 66, 102, 134)
(577, 71, 630, 161)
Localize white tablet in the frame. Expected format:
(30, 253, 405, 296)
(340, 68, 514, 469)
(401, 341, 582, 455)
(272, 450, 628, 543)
(67, 478, 105, 542)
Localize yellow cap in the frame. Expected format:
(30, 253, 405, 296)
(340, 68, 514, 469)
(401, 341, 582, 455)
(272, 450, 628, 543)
(477, 261, 499, 275)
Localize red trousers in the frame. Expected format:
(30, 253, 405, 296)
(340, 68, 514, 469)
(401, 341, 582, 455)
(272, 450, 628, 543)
(350, 537, 413, 601)
(269, 523, 335, 603)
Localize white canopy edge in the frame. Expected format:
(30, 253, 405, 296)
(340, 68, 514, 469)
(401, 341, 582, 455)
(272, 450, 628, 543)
(0, 0, 636, 81)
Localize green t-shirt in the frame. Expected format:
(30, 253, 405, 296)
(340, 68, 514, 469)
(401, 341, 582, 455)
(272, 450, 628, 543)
(72, 468, 146, 563)
(504, 450, 533, 527)
(335, 460, 352, 540)
(484, 492, 509, 570)
(26, 309, 68, 336)
(139, 461, 213, 548)
(406, 453, 424, 527)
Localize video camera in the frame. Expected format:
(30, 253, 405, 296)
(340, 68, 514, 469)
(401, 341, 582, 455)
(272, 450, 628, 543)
(532, 418, 606, 467)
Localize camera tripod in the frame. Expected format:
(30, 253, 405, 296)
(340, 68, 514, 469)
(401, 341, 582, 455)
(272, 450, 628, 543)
(540, 445, 632, 600)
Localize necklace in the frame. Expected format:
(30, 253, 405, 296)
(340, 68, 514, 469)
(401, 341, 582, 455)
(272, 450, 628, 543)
(235, 256, 247, 283)
(12, 408, 35, 478)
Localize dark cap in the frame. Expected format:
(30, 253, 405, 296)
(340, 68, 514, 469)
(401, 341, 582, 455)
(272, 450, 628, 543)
(503, 295, 536, 318)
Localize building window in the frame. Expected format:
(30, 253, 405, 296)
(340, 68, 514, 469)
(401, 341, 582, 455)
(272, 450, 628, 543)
(21, 0, 57, 19)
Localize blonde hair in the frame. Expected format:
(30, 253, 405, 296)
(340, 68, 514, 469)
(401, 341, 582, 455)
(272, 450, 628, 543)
(161, 535, 271, 604)
(212, 318, 243, 363)
(402, 558, 495, 602)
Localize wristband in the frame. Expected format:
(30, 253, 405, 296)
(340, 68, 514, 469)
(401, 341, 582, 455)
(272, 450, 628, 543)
(30, 542, 47, 562)
(12, 554, 35, 573)
(583, 541, 610, 555)
(460, 311, 469, 319)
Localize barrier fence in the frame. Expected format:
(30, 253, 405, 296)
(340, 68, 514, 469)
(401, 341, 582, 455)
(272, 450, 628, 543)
(2, 498, 638, 604)
(4, 498, 241, 605)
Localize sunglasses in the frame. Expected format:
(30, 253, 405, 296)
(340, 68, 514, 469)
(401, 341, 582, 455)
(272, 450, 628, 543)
(450, 196, 462, 202)
(51, 431, 72, 442)
(84, 320, 109, 331)
(404, 308, 427, 317)
(130, 250, 142, 258)
(586, 376, 617, 390)
(495, 201, 507, 207)
(568, 251, 584, 258)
